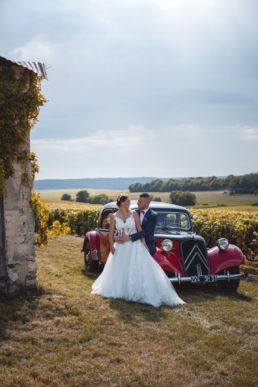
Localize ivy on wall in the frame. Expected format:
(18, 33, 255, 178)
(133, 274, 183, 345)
(0, 58, 47, 195)
(0, 59, 70, 246)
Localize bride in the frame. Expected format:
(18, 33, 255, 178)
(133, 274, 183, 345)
(91, 194, 185, 307)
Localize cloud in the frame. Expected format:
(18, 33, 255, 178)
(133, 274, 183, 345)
(1, 0, 258, 178)
(10, 39, 56, 63)
(32, 125, 148, 154)
(205, 125, 258, 140)
(237, 126, 258, 140)
(31, 124, 258, 179)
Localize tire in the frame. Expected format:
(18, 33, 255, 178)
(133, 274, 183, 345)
(217, 266, 240, 292)
(84, 242, 99, 272)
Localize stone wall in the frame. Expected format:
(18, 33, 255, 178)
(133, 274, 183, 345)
(4, 147, 37, 294)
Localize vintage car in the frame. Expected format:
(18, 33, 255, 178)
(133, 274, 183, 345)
(82, 201, 244, 291)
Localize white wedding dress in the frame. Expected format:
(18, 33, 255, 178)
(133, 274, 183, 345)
(91, 212, 185, 307)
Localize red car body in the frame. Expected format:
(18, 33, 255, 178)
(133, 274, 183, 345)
(82, 201, 244, 291)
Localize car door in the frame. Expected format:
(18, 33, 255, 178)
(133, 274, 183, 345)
(97, 209, 116, 263)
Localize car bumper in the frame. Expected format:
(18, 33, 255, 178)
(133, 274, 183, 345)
(168, 272, 244, 284)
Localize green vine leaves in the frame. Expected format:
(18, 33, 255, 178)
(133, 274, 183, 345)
(0, 61, 47, 195)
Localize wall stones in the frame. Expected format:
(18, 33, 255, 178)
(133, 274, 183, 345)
(4, 151, 37, 294)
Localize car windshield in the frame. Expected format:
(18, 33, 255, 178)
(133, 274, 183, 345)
(99, 208, 191, 231)
(155, 211, 190, 230)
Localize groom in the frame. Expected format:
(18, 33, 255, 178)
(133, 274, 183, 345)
(115, 192, 158, 255)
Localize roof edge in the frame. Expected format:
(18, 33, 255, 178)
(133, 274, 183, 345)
(0, 55, 48, 80)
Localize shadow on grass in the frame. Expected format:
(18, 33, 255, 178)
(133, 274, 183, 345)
(176, 282, 252, 303)
(108, 297, 169, 322)
(80, 268, 100, 281)
(0, 285, 68, 344)
(80, 264, 104, 280)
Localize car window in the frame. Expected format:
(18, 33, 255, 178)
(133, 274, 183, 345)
(100, 209, 116, 230)
(165, 214, 177, 226)
(179, 214, 189, 229)
(156, 212, 190, 230)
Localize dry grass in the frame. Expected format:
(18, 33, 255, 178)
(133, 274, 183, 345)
(0, 235, 258, 386)
(37, 189, 258, 212)
(36, 189, 127, 204)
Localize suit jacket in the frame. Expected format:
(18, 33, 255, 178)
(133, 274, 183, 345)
(131, 209, 158, 254)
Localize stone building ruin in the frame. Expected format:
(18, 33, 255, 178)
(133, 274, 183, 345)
(0, 56, 47, 295)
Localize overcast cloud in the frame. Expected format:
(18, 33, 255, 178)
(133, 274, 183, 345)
(1, 0, 258, 179)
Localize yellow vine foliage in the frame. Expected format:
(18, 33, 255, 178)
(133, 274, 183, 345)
(190, 209, 258, 260)
(30, 152, 40, 182)
(30, 192, 50, 246)
(47, 220, 71, 238)
(31, 192, 70, 246)
(47, 207, 99, 237)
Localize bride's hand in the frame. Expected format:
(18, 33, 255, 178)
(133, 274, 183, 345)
(114, 235, 124, 244)
(121, 235, 130, 242)
(110, 246, 116, 254)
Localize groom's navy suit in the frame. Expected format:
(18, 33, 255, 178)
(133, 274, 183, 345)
(131, 209, 158, 254)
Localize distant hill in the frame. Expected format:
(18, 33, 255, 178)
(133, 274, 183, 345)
(34, 177, 171, 190)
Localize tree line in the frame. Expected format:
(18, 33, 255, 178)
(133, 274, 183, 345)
(61, 190, 112, 205)
(128, 173, 258, 194)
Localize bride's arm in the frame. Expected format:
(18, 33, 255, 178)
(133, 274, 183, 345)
(109, 214, 116, 254)
(133, 211, 142, 232)
(133, 212, 148, 248)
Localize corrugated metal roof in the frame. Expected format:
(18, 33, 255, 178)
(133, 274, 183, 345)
(0, 56, 48, 80)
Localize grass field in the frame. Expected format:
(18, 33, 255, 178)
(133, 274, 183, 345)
(36, 188, 258, 211)
(0, 235, 257, 386)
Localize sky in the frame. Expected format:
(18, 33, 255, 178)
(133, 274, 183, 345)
(1, 0, 258, 180)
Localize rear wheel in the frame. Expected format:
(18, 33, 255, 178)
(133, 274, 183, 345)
(217, 266, 240, 292)
(84, 242, 99, 272)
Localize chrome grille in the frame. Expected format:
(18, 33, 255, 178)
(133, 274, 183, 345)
(181, 239, 209, 277)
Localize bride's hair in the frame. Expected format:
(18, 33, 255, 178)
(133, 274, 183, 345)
(116, 193, 129, 207)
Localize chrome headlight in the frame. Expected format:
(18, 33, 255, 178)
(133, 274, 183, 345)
(161, 239, 173, 252)
(217, 238, 229, 251)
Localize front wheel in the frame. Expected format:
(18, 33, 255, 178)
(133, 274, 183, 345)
(84, 242, 99, 272)
(217, 266, 240, 292)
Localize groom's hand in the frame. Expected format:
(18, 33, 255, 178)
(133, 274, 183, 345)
(121, 235, 130, 242)
(114, 235, 124, 244)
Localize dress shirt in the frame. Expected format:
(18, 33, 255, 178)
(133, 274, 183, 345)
(140, 208, 149, 224)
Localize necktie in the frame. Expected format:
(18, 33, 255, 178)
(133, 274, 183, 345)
(140, 210, 145, 224)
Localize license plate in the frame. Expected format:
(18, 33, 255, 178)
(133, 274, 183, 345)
(191, 275, 217, 283)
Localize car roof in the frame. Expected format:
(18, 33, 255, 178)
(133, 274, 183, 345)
(100, 200, 189, 213)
